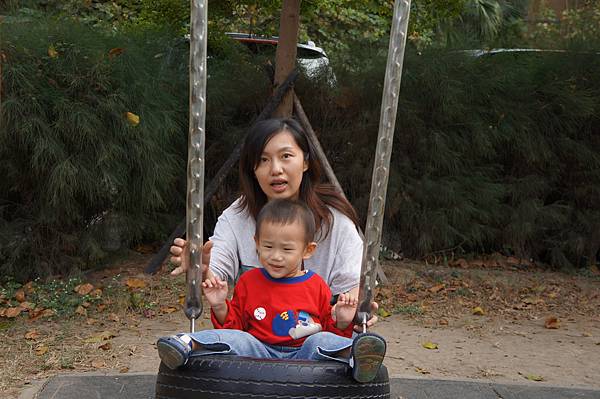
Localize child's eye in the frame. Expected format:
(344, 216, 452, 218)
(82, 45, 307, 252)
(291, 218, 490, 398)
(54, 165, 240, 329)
(263, 245, 272, 249)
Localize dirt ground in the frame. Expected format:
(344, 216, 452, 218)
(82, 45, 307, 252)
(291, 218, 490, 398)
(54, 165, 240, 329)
(1, 255, 599, 398)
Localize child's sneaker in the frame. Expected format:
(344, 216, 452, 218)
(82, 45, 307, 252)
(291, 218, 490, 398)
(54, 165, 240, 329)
(157, 334, 194, 370)
(350, 332, 386, 383)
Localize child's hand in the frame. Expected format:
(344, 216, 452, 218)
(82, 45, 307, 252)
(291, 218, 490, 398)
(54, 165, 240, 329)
(335, 292, 358, 329)
(202, 276, 228, 308)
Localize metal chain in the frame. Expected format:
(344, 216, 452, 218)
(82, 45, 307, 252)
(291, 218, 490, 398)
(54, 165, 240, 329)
(184, 0, 208, 333)
(356, 0, 412, 328)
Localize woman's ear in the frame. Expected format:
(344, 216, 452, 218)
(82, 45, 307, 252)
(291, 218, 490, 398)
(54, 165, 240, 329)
(303, 242, 317, 260)
(303, 159, 309, 172)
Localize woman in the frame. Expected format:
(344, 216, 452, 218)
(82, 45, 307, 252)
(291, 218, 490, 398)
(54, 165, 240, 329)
(170, 118, 377, 328)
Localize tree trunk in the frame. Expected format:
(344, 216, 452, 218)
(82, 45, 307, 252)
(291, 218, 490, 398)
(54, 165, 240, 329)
(273, 0, 301, 118)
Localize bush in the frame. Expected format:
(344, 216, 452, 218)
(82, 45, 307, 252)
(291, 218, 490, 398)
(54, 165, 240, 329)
(0, 17, 270, 280)
(299, 43, 600, 268)
(2, 15, 600, 280)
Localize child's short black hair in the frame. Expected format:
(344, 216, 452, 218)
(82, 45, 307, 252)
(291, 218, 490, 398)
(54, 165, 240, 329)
(255, 199, 316, 243)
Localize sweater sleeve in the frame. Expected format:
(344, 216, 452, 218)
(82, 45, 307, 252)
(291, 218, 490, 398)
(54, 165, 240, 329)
(327, 210, 363, 296)
(318, 280, 354, 338)
(210, 279, 247, 330)
(208, 212, 240, 284)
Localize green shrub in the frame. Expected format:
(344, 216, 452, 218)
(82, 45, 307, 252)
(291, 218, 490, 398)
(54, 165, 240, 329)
(300, 44, 600, 268)
(0, 17, 271, 280)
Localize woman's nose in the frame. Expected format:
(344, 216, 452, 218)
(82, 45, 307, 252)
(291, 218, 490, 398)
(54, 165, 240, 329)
(270, 159, 283, 175)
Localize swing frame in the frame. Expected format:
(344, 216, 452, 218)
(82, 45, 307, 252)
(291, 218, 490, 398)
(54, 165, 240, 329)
(155, 1, 411, 398)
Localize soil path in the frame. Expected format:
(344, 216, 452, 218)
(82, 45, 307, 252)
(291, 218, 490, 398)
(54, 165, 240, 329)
(2, 258, 599, 398)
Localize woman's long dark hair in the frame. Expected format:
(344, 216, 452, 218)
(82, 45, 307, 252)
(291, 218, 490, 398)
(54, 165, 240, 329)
(238, 118, 359, 240)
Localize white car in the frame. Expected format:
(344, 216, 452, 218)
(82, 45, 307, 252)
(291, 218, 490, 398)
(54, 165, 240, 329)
(225, 32, 335, 84)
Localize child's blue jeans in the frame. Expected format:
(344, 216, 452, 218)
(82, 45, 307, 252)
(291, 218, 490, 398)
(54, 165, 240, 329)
(189, 329, 352, 363)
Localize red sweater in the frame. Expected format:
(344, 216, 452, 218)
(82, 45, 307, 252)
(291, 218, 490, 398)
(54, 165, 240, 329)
(211, 268, 354, 347)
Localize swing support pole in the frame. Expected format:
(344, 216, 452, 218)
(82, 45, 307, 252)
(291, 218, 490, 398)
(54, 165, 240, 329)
(356, 0, 411, 330)
(184, 0, 209, 333)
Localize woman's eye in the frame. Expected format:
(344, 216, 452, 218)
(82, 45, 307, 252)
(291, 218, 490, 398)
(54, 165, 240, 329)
(260, 157, 269, 163)
(282, 153, 293, 159)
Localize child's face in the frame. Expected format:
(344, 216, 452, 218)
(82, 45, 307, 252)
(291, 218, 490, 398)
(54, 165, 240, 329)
(255, 220, 316, 279)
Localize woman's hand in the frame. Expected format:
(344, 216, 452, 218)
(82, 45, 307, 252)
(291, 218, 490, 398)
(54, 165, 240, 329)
(170, 238, 213, 277)
(353, 301, 379, 333)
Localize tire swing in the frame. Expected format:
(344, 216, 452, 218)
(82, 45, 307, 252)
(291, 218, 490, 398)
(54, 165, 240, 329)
(155, 1, 412, 398)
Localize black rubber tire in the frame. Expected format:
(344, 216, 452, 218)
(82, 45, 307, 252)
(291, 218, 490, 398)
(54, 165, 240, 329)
(155, 355, 390, 399)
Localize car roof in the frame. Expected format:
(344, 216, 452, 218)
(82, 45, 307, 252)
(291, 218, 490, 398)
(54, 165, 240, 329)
(225, 32, 327, 57)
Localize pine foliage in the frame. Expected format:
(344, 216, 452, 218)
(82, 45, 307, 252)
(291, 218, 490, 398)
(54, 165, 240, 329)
(0, 18, 270, 280)
(299, 43, 600, 268)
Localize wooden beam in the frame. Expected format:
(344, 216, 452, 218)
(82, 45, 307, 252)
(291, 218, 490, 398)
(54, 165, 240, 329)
(145, 70, 300, 274)
(293, 94, 389, 285)
(273, 0, 301, 118)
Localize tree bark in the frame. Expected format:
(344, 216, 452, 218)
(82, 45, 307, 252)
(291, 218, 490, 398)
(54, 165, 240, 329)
(273, 0, 301, 118)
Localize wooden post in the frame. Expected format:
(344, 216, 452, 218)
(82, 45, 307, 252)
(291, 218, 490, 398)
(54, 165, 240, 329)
(273, 0, 301, 118)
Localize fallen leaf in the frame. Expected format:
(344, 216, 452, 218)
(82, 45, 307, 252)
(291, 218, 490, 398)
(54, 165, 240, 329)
(82, 301, 91, 308)
(74, 283, 94, 296)
(143, 309, 156, 319)
(28, 308, 44, 320)
(98, 342, 112, 351)
(472, 306, 485, 316)
(84, 331, 116, 343)
(377, 308, 392, 318)
(429, 284, 445, 293)
(178, 295, 185, 305)
(422, 342, 438, 350)
(86, 318, 98, 325)
(75, 306, 87, 316)
(405, 293, 418, 302)
(108, 313, 120, 322)
(5, 307, 22, 318)
(97, 304, 107, 312)
(48, 45, 58, 58)
(125, 278, 146, 289)
(544, 316, 560, 329)
(108, 47, 124, 59)
(23, 281, 35, 294)
(582, 332, 592, 337)
(91, 359, 105, 368)
(160, 306, 178, 315)
(15, 289, 26, 302)
(119, 367, 130, 373)
(35, 344, 48, 356)
(91, 288, 103, 298)
(19, 302, 35, 311)
(439, 318, 449, 326)
(523, 373, 544, 382)
(415, 367, 430, 374)
(24, 330, 41, 340)
(126, 112, 140, 126)
(41, 309, 56, 318)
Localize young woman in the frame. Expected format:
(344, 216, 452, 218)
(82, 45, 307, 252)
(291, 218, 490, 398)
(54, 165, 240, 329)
(170, 118, 377, 328)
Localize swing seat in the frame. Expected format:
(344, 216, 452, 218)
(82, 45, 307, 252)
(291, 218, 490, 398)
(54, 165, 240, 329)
(155, 355, 390, 399)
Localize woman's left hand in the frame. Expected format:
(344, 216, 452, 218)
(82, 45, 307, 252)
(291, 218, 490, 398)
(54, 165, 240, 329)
(353, 301, 379, 333)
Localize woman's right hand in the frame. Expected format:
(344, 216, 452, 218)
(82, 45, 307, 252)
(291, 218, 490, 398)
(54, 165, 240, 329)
(169, 238, 213, 277)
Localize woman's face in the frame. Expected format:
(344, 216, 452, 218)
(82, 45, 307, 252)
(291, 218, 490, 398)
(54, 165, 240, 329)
(254, 130, 308, 201)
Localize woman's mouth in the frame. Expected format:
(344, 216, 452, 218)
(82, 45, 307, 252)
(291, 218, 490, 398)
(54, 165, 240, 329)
(270, 180, 287, 193)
